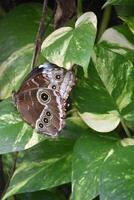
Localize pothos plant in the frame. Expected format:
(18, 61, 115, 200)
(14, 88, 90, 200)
(0, 0, 134, 200)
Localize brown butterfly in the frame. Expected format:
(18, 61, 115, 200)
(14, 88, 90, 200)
(13, 63, 75, 136)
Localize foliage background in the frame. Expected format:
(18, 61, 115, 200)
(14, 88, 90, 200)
(0, 0, 134, 200)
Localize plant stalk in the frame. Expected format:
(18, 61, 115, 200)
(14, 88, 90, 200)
(31, 0, 48, 69)
(0, 155, 5, 199)
(120, 119, 131, 138)
(77, 0, 83, 17)
(97, 5, 111, 42)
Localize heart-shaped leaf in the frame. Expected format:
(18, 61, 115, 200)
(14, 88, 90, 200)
(98, 25, 134, 62)
(100, 146, 134, 200)
(72, 134, 119, 200)
(3, 138, 75, 199)
(73, 47, 134, 132)
(41, 12, 97, 75)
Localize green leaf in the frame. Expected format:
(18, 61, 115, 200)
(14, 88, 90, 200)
(0, 97, 86, 153)
(59, 116, 90, 139)
(121, 16, 134, 34)
(103, 0, 134, 7)
(98, 25, 134, 62)
(0, 98, 45, 154)
(3, 153, 16, 181)
(3, 139, 75, 199)
(94, 47, 134, 123)
(100, 146, 134, 200)
(120, 138, 134, 147)
(17, 189, 66, 200)
(73, 47, 134, 132)
(115, 5, 134, 17)
(41, 12, 97, 76)
(0, 3, 52, 99)
(72, 134, 119, 200)
(125, 120, 134, 131)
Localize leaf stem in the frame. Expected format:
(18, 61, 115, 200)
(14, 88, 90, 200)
(96, 5, 111, 42)
(0, 6, 6, 18)
(66, 108, 77, 117)
(1, 152, 18, 200)
(0, 155, 5, 199)
(120, 119, 131, 138)
(31, 0, 48, 69)
(77, 0, 83, 18)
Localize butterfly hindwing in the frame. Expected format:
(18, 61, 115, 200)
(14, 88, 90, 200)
(15, 87, 64, 136)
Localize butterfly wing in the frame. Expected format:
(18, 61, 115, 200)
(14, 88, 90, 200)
(14, 88, 64, 136)
(13, 63, 75, 136)
(16, 68, 50, 94)
(18, 63, 75, 102)
(40, 63, 76, 101)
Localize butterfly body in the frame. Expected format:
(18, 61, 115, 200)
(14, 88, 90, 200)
(13, 63, 75, 136)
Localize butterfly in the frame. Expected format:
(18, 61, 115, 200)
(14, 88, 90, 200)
(13, 62, 75, 136)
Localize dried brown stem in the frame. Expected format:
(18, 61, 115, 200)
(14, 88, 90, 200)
(31, 0, 48, 69)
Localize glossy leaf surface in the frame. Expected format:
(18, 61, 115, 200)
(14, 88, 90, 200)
(0, 4, 52, 99)
(42, 12, 97, 75)
(0, 96, 86, 154)
(100, 146, 134, 200)
(74, 47, 134, 132)
(72, 134, 119, 200)
(3, 139, 75, 199)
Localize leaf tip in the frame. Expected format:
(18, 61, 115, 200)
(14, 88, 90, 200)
(75, 12, 97, 29)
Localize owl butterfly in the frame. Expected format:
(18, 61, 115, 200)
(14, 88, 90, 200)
(13, 63, 75, 136)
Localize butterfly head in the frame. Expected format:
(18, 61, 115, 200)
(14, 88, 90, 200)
(39, 62, 56, 72)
